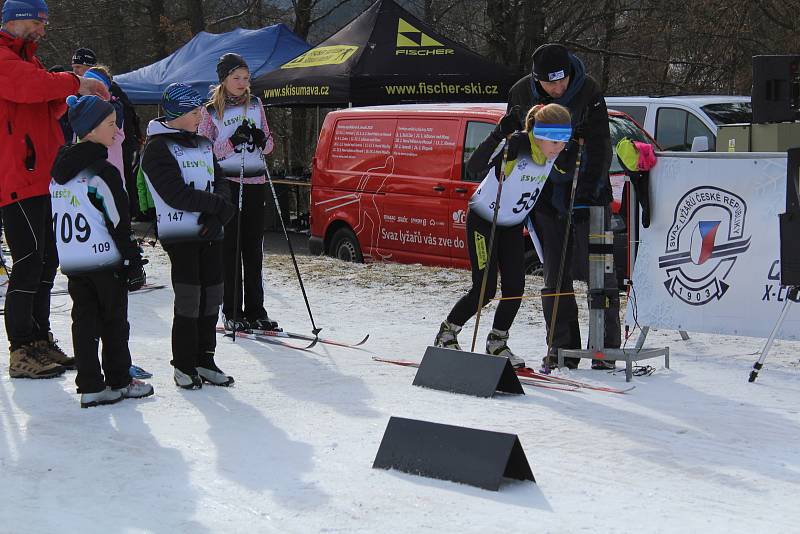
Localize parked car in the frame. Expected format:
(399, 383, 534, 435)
(605, 95, 751, 151)
(308, 103, 657, 284)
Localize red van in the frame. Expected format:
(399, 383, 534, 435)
(309, 103, 655, 277)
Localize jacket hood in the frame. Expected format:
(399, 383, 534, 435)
(146, 118, 197, 137)
(0, 29, 38, 59)
(531, 53, 587, 109)
(51, 142, 109, 185)
(146, 118, 203, 147)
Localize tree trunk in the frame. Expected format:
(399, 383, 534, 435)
(186, 0, 205, 34)
(148, 0, 168, 60)
(293, 0, 313, 39)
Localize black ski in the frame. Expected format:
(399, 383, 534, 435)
(215, 326, 317, 350)
(246, 327, 369, 349)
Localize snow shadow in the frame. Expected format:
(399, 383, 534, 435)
(379, 468, 552, 511)
(182, 387, 330, 511)
(236, 340, 381, 420)
(513, 367, 800, 491)
(0, 378, 206, 533)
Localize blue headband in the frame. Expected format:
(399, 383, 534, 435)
(532, 123, 572, 143)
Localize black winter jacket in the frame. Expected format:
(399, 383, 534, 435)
(140, 119, 231, 220)
(503, 54, 612, 207)
(50, 141, 140, 264)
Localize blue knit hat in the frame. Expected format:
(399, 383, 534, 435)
(66, 95, 114, 138)
(162, 83, 204, 120)
(2, 0, 48, 24)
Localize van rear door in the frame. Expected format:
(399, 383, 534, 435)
(376, 117, 461, 266)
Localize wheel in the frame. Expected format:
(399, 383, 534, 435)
(524, 249, 543, 277)
(329, 227, 363, 263)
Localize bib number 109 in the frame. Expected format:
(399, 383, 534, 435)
(52, 212, 91, 243)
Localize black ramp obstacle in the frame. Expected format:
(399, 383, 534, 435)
(372, 417, 535, 491)
(412, 346, 524, 397)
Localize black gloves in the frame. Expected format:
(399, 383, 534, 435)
(553, 139, 580, 181)
(198, 212, 224, 240)
(505, 131, 530, 162)
(498, 110, 522, 137)
(250, 127, 268, 150)
(125, 255, 147, 292)
(571, 207, 590, 225)
(230, 122, 268, 151)
(230, 123, 252, 149)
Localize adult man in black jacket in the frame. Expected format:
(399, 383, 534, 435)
(72, 47, 145, 217)
(501, 43, 620, 370)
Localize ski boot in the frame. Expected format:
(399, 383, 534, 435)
(249, 315, 281, 332)
(486, 328, 525, 368)
(434, 321, 462, 350)
(223, 314, 250, 332)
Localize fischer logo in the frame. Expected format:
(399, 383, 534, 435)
(658, 186, 751, 305)
(395, 18, 454, 56)
(452, 209, 466, 226)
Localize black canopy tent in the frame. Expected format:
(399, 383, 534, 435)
(251, 0, 516, 106)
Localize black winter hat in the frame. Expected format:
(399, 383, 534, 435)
(217, 53, 249, 82)
(531, 44, 570, 82)
(72, 47, 97, 67)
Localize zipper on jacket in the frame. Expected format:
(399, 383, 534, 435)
(6, 121, 10, 135)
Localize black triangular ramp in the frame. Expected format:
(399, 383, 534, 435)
(503, 436, 536, 483)
(412, 345, 524, 397)
(372, 417, 536, 491)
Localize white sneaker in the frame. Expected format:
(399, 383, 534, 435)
(80, 387, 124, 408)
(197, 366, 234, 387)
(434, 321, 462, 350)
(115, 378, 154, 399)
(486, 328, 526, 368)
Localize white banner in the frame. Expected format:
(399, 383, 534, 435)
(625, 152, 800, 341)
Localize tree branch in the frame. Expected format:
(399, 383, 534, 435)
(207, 0, 260, 29)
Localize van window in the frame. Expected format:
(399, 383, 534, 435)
(607, 105, 647, 125)
(462, 121, 496, 182)
(655, 107, 714, 151)
(608, 114, 655, 174)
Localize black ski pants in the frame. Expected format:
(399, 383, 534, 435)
(1, 195, 58, 350)
(164, 240, 223, 373)
(68, 270, 131, 393)
(222, 181, 268, 322)
(532, 205, 621, 355)
(448, 209, 525, 332)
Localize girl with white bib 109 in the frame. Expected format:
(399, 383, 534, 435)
(433, 104, 571, 369)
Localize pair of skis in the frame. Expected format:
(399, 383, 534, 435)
(372, 357, 634, 394)
(215, 326, 369, 351)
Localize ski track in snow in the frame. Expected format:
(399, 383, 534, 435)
(0, 244, 799, 533)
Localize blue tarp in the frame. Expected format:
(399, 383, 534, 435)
(115, 24, 311, 104)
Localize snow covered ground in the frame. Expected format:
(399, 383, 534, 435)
(1, 238, 799, 533)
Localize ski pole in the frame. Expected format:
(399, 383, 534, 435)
(260, 149, 322, 338)
(749, 286, 798, 382)
(470, 142, 511, 353)
(544, 138, 584, 373)
(228, 140, 247, 343)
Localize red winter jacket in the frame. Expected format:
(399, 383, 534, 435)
(0, 30, 80, 207)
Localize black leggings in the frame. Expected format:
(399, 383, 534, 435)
(1, 195, 58, 349)
(164, 240, 224, 373)
(447, 210, 525, 332)
(222, 181, 268, 321)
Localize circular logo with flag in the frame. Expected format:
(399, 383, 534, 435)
(658, 186, 751, 305)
